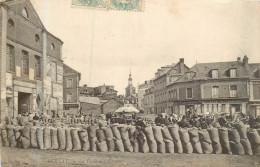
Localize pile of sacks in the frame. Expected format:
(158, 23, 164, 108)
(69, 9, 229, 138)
(0, 120, 260, 155)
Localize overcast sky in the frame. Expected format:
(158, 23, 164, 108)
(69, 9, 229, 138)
(31, 0, 260, 95)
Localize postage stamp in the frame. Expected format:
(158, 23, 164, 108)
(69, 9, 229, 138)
(71, 0, 145, 11)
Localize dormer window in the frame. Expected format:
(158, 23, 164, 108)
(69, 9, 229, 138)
(211, 69, 218, 78)
(254, 69, 260, 78)
(230, 68, 237, 78)
(22, 8, 29, 18)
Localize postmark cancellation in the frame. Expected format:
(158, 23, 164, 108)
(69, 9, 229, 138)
(72, 0, 145, 12)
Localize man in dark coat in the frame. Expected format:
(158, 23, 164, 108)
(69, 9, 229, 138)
(178, 116, 191, 128)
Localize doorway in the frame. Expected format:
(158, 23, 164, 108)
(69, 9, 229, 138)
(18, 92, 31, 116)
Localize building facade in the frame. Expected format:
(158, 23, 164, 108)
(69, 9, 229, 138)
(154, 58, 189, 114)
(63, 64, 80, 116)
(143, 85, 154, 114)
(101, 98, 124, 114)
(1, 0, 63, 121)
(137, 80, 153, 109)
(167, 56, 260, 117)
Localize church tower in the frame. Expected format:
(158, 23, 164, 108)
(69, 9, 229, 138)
(125, 71, 136, 97)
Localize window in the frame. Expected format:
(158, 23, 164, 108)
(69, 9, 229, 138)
(186, 88, 193, 99)
(67, 79, 73, 88)
(67, 93, 72, 102)
(22, 8, 29, 18)
(212, 86, 219, 98)
(51, 43, 55, 50)
(173, 89, 177, 99)
(22, 50, 29, 76)
(211, 70, 218, 78)
(34, 56, 41, 78)
(173, 69, 177, 74)
(35, 34, 40, 43)
(8, 19, 14, 29)
(230, 85, 237, 97)
(230, 69, 237, 78)
(6, 44, 15, 72)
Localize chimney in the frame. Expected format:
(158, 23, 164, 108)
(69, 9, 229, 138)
(237, 57, 241, 62)
(243, 55, 249, 66)
(179, 58, 184, 74)
(83, 84, 87, 91)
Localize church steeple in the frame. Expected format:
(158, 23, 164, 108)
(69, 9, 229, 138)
(128, 69, 132, 85)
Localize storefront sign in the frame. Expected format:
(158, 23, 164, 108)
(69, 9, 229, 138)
(57, 75, 63, 84)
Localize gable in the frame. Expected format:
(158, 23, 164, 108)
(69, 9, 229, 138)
(4, 0, 45, 29)
(63, 64, 80, 75)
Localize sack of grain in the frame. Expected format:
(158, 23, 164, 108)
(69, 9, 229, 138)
(152, 126, 164, 143)
(179, 128, 193, 154)
(123, 139, 133, 152)
(43, 127, 51, 150)
(208, 127, 222, 154)
(199, 130, 212, 154)
(36, 127, 44, 150)
(90, 137, 97, 152)
(21, 137, 30, 149)
(218, 127, 232, 154)
(65, 128, 73, 151)
(128, 125, 136, 141)
(168, 124, 181, 142)
(175, 140, 183, 154)
(96, 129, 106, 143)
(234, 121, 247, 140)
(201, 141, 213, 154)
(79, 129, 90, 151)
(188, 128, 202, 154)
(247, 129, 260, 155)
(228, 128, 240, 143)
(21, 123, 33, 149)
(240, 139, 253, 155)
(51, 128, 59, 150)
(87, 125, 99, 140)
(103, 126, 114, 141)
(168, 124, 183, 153)
(107, 139, 115, 152)
(230, 141, 245, 155)
(144, 126, 155, 142)
(71, 128, 81, 151)
(111, 125, 121, 140)
(192, 142, 203, 154)
(118, 126, 130, 141)
(140, 138, 149, 153)
(57, 128, 66, 150)
(30, 126, 38, 148)
(179, 128, 190, 144)
(114, 138, 124, 152)
(97, 140, 108, 152)
(164, 139, 174, 153)
(161, 126, 173, 140)
(148, 138, 157, 153)
(199, 129, 212, 144)
(182, 142, 193, 154)
(22, 123, 32, 139)
(7, 125, 16, 147)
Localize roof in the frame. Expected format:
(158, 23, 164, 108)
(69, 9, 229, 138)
(175, 60, 258, 83)
(79, 96, 101, 105)
(63, 63, 81, 75)
(1, 0, 63, 44)
(101, 98, 124, 106)
(249, 63, 260, 79)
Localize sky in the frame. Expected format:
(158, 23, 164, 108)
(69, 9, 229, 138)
(30, 0, 260, 95)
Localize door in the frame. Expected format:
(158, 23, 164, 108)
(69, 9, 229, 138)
(18, 92, 31, 115)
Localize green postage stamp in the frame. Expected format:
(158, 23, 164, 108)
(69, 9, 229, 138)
(71, 0, 145, 11)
